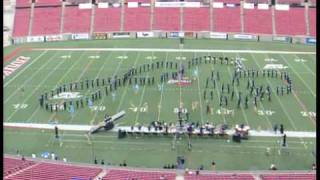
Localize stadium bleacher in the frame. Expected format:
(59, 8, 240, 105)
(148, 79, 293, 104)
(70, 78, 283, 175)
(308, 8, 316, 37)
(260, 173, 316, 180)
(103, 169, 176, 180)
(123, 7, 151, 31)
(94, 7, 121, 32)
(16, 0, 31, 7)
(154, 8, 180, 31)
(34, 0, 61, 6)
(3, 158, 35, 177)
(12, 8, 30, 37)
(183, 8, 210, 31)
(63, 6, 91, 33)
(184, 173, 255, 180)
(213, 7, 241, 33)
(31, 7, 61, 35)
(274, 8, 306, 36)
(243, 9, 273, 34)
(4, 158, 102, 180)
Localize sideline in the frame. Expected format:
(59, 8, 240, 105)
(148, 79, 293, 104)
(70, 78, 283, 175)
(31, 48, 316, 55)
(4, 123, 316, 138)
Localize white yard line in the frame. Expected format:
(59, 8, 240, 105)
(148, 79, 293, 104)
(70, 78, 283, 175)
(32, 48, 316, 55)
(279, 54, 316, 97)
(26, 51, 85, 123)
(4, 51, 55, 103)
(157, 52, 169, 122)
(3, 122, 316, 138)
(116, 52, 141, 112)
(134, 52, 154, 125)
(293, 54, 316, 78)
(6, 51, 77, 122)
(4, 50, 48, 87)
(223, 52, 251, 127)
(208, 53, 225, 124)
(89, 51, 127, 125)
(195, 52, 204, 124)
(251, 53, 310, 150)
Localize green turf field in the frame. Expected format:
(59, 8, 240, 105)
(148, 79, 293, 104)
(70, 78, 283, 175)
(3, 39, 316, 170)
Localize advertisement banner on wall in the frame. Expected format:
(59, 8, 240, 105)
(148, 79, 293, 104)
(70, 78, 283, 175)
(168, 32, 179, 38)
(94, 33, 107, 40)
(71, 33, 90, 40)
(137, 32, 154, 38)
(45, 35, 63, 42)
(209, 32, 227, 39)
(27, 36, 45, 43)
(272, 36, 290, 42)
(112, 32, 130, 38)
(155, 2, 200, 7)
(233, 34, 256, 40)
(258, 3, 269, 10)
(243, 3, 254, 9)
(185, 32, 193, 38)
(305, 37, 316, 45)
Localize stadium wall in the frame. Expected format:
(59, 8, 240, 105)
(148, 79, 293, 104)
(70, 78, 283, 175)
(12, 31, 315, 46)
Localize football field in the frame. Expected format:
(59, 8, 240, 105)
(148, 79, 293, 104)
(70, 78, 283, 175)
(3, 39, 316, 170)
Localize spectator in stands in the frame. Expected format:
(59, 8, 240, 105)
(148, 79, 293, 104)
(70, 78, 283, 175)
(211, 161, 216, 170)
(196, 168, 200, 175)
(270, 164, 277, 170)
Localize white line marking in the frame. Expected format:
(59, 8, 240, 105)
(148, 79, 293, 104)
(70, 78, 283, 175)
(4, 50, 48, 87)
(32, 48, 316, 54)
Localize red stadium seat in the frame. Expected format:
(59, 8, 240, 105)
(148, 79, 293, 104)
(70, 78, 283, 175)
(308, 8, 316, 37)
(13, 8, 30, 37)
(63, 6, 91, 33)
(183, 8, 210, 31)
(94, 7, 121, 32)
(124, 7, 151, 31)
(31, 7, 61, 35)
(243, 9, 273, 34)
(213, 7, 241, 33)
(274, 8, 306, 36)
(103, 169, 176, 180)
(154, 8, 180, 31)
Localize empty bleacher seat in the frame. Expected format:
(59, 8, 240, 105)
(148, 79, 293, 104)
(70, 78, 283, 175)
(16, 0, 31, 7)
(154, 8, 180, 31)
(183, 8, 210, 31)
(243, 9, 273, 34)
(260, 173, 316, 180)
(213, 7, 241, 33)
(94, 7, 121, 32)
(3, 158, 35, 177)
(124, 7, 151, 31)
(5, 161, 102, 180)
(31, 7, 61, 35)
(34, 0, 62, 6)
(185, 173, 255, 180)
(12, 8, 30, 37)
(274, 8, 306, 36)
(103, 169, 176, 180)
(308, 8, 316, 37)
(63, 6, 91, 33)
